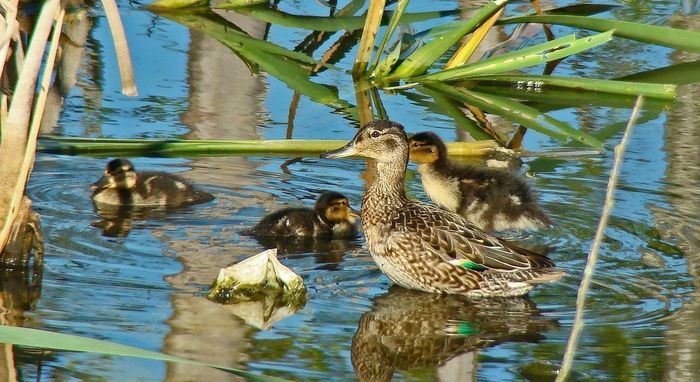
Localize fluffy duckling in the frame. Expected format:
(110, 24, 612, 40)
(322, 120, 563, 298)
(242, 192, 359, 239)
(91, 158, 214, 207)
(408, 132, 553, 232)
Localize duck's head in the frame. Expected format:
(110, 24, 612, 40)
(320, 120, 408, 163)
(408, 132, 447, 165)
(315, 191, 358, 224)
(91, 158, 137, 192)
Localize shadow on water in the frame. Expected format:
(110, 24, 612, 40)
(351, 287, 559, 381)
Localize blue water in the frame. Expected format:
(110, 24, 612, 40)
(10, 0, 700, 380)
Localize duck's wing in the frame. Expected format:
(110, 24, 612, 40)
(391, 202, 555, 271)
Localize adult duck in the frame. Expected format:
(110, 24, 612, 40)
(321, 121, 563, 297)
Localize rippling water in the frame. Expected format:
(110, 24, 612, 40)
(7, 0, 700, 381)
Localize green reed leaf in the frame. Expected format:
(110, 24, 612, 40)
(368, 0, 409, 74)
(423, 83, 603, 148)
(467, 74, 676, 99)
(221, 4, 460, 32)
(385, 0, 507, 80)
(418, 31, 613, 82)
(498, 15, 700, 53)
(38, 137, 498, 157)
(157, 10, 357, 115)
(0, 326, 289, 382)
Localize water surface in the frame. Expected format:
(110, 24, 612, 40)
(7, 0, 700, 380)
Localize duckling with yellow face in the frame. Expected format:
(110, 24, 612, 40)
(91, 158, 214, 207)
(408, 132, 553, 232)
(242, 192, 359, 239)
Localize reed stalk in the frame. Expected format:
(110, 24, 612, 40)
(38, 136, 499, 157)
(101, 0, 137, 96)
(352, 0, 386, 76)
(556, 96, 644, 381)
(0, 0, 61, 253)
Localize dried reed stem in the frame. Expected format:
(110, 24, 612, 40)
(556, 95, 645, 381)
(101, 0, 138, 96)
(0, 0, 60, 252)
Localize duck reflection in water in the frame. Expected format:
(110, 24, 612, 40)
(242, 191, 361, 269)
(90, 158, 215, 237)
(351, 287, 558, 382)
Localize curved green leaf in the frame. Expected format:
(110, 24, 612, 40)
(498, 15, 700, 52)
(466, 74, 676, 99)
(157, 10, 357, 115)
(616, 60, 700, 85)
(386, 0, 508, 80)
(418, 31, 613, 81)
(423, 83, 603, 148)
(0, 326, 288, 382)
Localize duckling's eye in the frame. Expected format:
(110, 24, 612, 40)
(370, 130, 381, 139)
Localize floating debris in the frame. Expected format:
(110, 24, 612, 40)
(207, 249, 306, 329)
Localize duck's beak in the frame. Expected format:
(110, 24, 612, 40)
(320, 140, 357, 159)
(349, 206, 360, 218)
(91, 175, 110, 191)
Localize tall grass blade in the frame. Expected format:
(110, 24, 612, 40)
(386, 0, 507, 80)
(423, 83, 603, 148)
(0, 326, 289, 382)
(498, 15, 700, 53)
(467, 74, 676, 99)
(419, 31, 613, 81)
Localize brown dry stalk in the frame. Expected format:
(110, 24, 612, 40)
(101, 0, 137, 96)
(0, 0, 61, 252)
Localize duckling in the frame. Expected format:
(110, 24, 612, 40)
(242, 192, 359, 239)
(408, 132, 553, 232)
(321, 120, 564, 298)
(91, 158, 214, 207)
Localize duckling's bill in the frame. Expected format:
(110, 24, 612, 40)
(321, 141, 357, 159)
(91, 175, 111, 191)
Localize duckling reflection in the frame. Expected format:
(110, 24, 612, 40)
(408, 132, 552, 232)
(351, 287, 558, 382)
(91, 159, 214, 237)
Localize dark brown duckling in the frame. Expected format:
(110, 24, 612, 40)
(242, 191, 359, 239)
(408, 132, 552, 232)
(91, 158, 214, 207)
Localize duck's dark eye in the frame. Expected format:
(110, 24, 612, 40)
(370, 130, 381, 139)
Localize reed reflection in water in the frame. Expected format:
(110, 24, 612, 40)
(351, 287, 559, 381)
